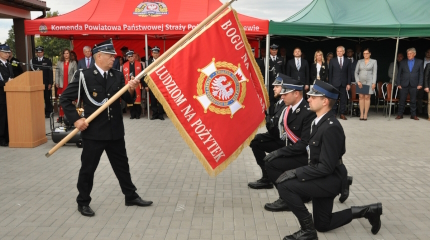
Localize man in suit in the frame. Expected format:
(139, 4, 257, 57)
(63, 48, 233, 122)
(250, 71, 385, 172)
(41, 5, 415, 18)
(248, 76, 286, 190)
(262, 76, 316, 212)
(355, 44, 362, 61)
(276, 81, 382, 240)
(286, 47, 309, 89)
(30, 46, 53, 118)
(146, 46, 165, 120)
(60, 39, 153, 217)
(346, 49, 357, 82)
(0, 44, 14, 147)
(113, 46, 129, 71)
(77, 46, 95, 70)
(329, 46, 351, 120)
(252, 48, 265, 81)
(280, 47, 288, 72)
(267, 44, 285, 115)
(388, 53, 404, 86)
(396, 48, 423, 120)
(8, 54, 23, 78)
(417, 49, 430, 115)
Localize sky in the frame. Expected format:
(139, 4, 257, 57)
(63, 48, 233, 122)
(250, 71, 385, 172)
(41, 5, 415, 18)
(0, 0, 312, 44)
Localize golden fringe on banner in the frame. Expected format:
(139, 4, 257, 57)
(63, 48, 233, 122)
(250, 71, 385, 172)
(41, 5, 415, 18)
(144, 9, 268, 177)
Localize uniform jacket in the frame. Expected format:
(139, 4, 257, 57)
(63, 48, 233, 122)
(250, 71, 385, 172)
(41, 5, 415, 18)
(286, 58, 309, 85)
(329, 56, 352, 87)
(0, 60, 14, 104)
(9, 57, 23, 78)
(30, 57, 53, 86)
(348, 58, 357, 82)
(60, 66, 136, 141)
(397, 58, 423, 87)
(295, 111, 347, 195)
(310, 62, 328, 84)
(77, 57, 95, 70)
(255, 57, 265, 82)
(266, 100, 286, 137)
(277, 99, 316, 157)
(56, 61, 78, 88)
(266, 56, 285, 102)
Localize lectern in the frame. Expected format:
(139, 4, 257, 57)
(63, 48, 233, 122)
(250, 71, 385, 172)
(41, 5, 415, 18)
(4, 71, 47, 147)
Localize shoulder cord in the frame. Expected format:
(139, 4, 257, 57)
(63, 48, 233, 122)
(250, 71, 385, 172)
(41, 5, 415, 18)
(77, 70, 110, 117)
(278, 107, 287, 141)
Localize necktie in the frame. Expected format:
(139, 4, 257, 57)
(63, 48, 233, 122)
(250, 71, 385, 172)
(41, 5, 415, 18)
(310, 119, 316, 134)
(339, 57, 343, 69)
(86, 58, 90, 68)
(349, 58, 353, 63)
(103, 72, 107, 79)
(296, 59, 301, 70)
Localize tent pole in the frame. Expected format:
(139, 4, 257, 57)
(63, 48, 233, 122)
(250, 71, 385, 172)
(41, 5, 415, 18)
(145, 34, 150, 119)
(388, 37, 400, 120)
(264, 34, 270, 113)
(24, 35, 29, 71)
(258, 38, 260, 58)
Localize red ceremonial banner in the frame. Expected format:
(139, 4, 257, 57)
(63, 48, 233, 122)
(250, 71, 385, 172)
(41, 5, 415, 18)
(145, 9, 269, 176)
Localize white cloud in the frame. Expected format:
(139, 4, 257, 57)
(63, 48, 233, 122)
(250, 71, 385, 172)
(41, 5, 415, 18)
(0, 0, 312, 44)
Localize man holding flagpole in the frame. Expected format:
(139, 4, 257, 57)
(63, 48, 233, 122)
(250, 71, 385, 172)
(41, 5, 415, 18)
(60, 39, 153, 217)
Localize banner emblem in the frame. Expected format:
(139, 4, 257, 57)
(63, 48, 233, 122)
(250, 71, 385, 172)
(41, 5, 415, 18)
(195, 59, 248, 118)
(134, 1, 168, 17)
(39, 23, 48, 33)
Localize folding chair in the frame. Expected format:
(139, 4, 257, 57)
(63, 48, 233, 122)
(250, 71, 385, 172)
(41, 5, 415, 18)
(350, 83, 359, 117)
(375, 82, 385, 113)
(383, 83, 399, 117)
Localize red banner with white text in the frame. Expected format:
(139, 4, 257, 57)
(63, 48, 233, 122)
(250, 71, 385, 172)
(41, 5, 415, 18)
(145, 9, 268, 176)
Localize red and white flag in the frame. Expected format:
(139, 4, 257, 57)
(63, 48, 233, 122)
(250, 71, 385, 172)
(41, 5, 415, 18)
(145, 9, 268, 176)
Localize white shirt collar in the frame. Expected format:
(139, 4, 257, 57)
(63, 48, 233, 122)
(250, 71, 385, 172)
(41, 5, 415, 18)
(314, 112, 328, 125)
(291, 98, 303, 112)
(94, 63, 107, 77)
(277, 99, 283, 105)
(338, 56, 343, 61)
(0, 59, 7, 65)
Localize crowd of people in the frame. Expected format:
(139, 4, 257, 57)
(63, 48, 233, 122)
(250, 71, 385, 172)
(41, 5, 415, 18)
(0, 41, 167, 147)
(255, 44, 429, 121)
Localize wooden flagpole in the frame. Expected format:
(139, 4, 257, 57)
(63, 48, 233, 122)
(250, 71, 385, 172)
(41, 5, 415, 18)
(46, 0, 237, 157)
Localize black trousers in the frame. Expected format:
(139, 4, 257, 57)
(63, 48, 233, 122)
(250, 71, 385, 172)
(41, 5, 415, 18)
(0, 104, 8, 143)
(398, 86, 418, 116)
(332, 86, 347, 114)
(130, 104, 142, 118)
(265, 153, 308, 185)
(44, 87, 53, 115)
(278, 177, 353, 232)
(77, 138, 139, 206)
(149, 90, 164, 116)
(250, 133, 285, 177)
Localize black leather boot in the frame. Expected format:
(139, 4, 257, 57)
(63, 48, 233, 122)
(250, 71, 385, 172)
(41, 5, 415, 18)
(283, 214, 318, 240)
(339, 176, 353, 203)
(248, 177, 273, 189)
(351, 203, 382, 234)
(264, 198, 290, 212)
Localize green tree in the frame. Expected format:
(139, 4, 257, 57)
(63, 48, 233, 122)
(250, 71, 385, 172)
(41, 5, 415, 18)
(5, 25, 16, 56)
(34, 11, 70, 62)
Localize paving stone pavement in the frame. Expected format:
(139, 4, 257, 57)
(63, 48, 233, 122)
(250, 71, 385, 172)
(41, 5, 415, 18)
(1, 110, 430, 240)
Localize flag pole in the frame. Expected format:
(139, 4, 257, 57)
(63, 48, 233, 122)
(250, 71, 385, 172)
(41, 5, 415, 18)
(45, 0, 237, 157)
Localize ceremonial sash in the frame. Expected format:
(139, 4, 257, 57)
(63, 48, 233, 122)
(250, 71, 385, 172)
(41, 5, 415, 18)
(123, 61, 142, 104)
(283, 105, 301, 144)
